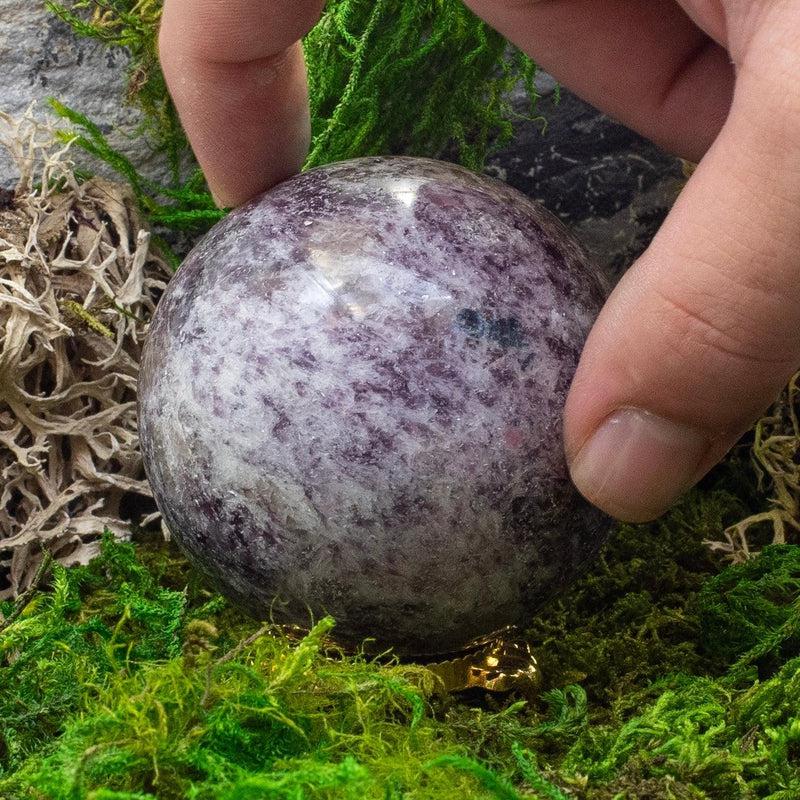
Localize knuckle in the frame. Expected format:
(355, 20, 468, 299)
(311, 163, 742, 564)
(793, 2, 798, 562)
(653, 285, 796, 372)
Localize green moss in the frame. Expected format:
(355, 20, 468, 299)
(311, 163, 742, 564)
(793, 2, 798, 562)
(3, 489, 800, 798)
(301, 0, 537, 170)
(699, 545, 800, 679)
(0, 535, 466, 797)
(47, 0, 539, 239)
(522, 486, 748, 706)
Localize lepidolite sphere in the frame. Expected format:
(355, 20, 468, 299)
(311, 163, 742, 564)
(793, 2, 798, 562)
(138, 157, 609, 656)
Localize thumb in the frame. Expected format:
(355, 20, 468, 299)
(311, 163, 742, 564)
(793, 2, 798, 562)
(564, 34, 800, 522)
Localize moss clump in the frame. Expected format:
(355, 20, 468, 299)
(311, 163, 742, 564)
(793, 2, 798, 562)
(3, 497, 800, 798)
(0, 534, 557, 799)
(46, 0, 539, 238)
(555, 666, 800, 799)
(698, 544, 800, 675)
(522, 486, 748, 706)
(302, 0, 537, 170)
(0, 108, 173, 594)
(0, 536, 193, 770)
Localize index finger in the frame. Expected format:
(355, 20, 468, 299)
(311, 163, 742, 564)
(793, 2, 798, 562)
(159, 0, 325, 207)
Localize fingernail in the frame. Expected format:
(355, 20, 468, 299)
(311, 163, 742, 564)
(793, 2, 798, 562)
(569, 408, 710, 522)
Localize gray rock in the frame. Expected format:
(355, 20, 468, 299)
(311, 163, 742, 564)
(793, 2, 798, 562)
(0, 0, 168, 187)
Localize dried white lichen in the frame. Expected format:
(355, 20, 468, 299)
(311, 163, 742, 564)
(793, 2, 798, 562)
(704, 372, 800, 563)
(0, 107, 171, 598)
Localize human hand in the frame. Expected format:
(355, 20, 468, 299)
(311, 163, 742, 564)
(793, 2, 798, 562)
(159, 0, 800, 522)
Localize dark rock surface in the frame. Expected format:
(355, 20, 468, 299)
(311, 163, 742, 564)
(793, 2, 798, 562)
(486, 85, 686, 281)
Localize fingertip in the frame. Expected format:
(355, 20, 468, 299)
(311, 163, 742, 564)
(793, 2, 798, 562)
(562, 53, 800, 521)
(208, 189, 228, 211)
(567, 407, 713, 522)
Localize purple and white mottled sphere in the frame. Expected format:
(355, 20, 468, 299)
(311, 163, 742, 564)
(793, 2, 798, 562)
(138, 157, 609, 656)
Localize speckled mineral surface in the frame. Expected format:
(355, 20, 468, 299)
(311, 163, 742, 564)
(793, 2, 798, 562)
(138, 156, 609, 655)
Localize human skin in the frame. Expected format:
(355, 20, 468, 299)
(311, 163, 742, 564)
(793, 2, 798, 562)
(158, 0, 800, 523)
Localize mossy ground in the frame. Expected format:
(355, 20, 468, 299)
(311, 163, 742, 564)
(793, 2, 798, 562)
(3, 461, 800, 799)
(3, 2, 800, 797)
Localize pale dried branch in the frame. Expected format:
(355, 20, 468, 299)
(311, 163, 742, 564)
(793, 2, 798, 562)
(705, 373, 800, 561)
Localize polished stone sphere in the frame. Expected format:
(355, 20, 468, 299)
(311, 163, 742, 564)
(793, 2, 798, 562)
(138, 157, 609, 655)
